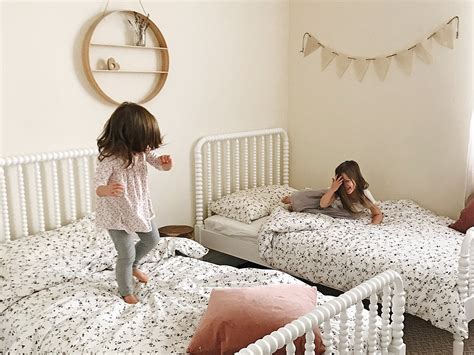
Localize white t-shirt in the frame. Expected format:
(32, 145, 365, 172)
(332, 189, 376, 213)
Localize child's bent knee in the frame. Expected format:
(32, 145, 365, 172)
(117, 255, 135, 264)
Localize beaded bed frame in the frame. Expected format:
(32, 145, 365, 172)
(0, 148, 96, 241)
(238, 270, 406, 355)
(193, 128, 474, 354)
(0, 143, 409, 353)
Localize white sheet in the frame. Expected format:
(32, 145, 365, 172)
(204, 215, 268, 238)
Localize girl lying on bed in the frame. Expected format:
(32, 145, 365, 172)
(281, 160, 384, 224)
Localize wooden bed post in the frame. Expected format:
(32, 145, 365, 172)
(454, 228, 474, 355)
(389, 272, 406, 355)
(194, 136, 205, 243)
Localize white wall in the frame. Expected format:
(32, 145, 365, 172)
(2, 0, 472, 226)
(289, 1, 473, 218)
(1, 0, 289, 227)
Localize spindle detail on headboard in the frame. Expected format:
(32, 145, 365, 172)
(194, 128, 289, 227)
(0, 148, 97, 241)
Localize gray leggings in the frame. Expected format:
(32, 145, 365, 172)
(108, 222, 160, 296)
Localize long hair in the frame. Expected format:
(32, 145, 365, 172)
(97, 102, 163, 168)
(335, 160, 370, 214)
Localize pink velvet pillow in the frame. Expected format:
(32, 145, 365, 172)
(187, 284, 325, 355)
(450, 199, 474, 233)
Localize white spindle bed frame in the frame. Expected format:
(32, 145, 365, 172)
(0, 148, 96, 241)
(238, 269, 406, 355)
(194, 128, 474, 355)
(0, 145, 408, 355)
(194, 128, 288, 266)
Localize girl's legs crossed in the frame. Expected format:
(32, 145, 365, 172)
(108, 230, 136, 298)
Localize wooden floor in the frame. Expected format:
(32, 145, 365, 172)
(202, 250, 474, 355)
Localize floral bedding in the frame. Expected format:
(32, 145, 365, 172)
(0, 215, 379, 353)
(258, 200, 467, 337)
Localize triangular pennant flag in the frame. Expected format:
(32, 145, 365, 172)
(434, 24, 455, 49)
(443, 22, 455, 49)
(321, 47, 337, 70)
(353, 59, 369, 82)
(304, 36, 321, 57)
(335, 55, 351, 77)
(433, 29, 444, 46)
(373, 57, 391, 81)
(415, 40, 432, 64)
(395, 49, 414, 75)
(423, 36, 433, 52)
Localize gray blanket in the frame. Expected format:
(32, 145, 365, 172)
(289, 189, 355, 219)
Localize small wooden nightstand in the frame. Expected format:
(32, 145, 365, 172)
(158, 225, 194, 240)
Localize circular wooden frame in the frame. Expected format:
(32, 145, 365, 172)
(82, 11, 169, 105)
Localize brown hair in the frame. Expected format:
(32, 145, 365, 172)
(335, 160, 371, 214)
(97, 102, 163, 168)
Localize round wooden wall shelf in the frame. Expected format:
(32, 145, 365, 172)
(82, 11, 169, 105)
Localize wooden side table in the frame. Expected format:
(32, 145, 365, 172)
(158, 225, 194, 240)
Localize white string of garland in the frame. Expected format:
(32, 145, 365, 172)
(301, 16, 459, 81)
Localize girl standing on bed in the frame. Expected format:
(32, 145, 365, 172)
(282, 160, 383, 224)
(95, 102, 172, 304)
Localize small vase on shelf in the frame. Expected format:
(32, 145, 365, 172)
(128, 12, 149, 47)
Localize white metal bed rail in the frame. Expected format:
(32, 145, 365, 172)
(194, 128, 289, 228)
(0, 148, 97, 241)
(237, 270, 406, 355)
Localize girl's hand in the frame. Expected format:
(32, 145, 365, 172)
(97, 182, 124, 197)
(330, 175, 343, 192)
(281, 195, 291, 204)
(159, 155, 173, 171)
(369, 204, 383, 225)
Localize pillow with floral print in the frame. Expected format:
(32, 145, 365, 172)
(209, 185, 297, 224)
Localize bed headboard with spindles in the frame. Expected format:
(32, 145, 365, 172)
(0, 148, 97, 242)
(193, 128, 289, 227)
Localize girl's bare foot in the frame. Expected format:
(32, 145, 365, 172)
(123, 294, 138, 304)
(133, 268, 149, 284)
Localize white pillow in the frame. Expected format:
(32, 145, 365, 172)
(209, 185, 296, 224)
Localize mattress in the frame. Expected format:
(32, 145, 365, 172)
(204, 215, 268, 239)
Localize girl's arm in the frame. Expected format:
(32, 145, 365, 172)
(97, 183, 124, 197)
(369, 203, 383, 224)
(95, 158, 123, 197)
(320, 176, 342, 208)
(146, 150, 172, 171)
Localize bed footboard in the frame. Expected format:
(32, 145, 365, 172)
(237, 270, 406, 355)
(455, 227, 474, 355)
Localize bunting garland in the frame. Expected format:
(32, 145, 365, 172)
(301, 16, 459, 81)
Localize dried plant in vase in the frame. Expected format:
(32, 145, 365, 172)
(128, 12, 150, 47)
